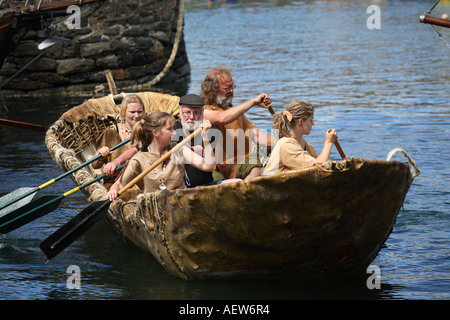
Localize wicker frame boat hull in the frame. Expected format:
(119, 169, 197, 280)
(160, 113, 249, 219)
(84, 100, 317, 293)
(45, 92, 414, 279)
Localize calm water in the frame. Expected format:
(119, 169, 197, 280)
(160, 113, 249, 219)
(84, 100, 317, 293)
(0, 0, 449, 302)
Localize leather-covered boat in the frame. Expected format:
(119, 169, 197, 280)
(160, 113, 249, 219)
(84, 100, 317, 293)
(45, 91, 419, 279)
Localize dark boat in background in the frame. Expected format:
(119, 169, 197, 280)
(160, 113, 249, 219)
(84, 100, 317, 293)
(0, 0, 105, 69)
(0, 0, 189, 96)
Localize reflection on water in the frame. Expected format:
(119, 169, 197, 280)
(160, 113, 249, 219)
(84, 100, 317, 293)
(1, 0, 449, 300)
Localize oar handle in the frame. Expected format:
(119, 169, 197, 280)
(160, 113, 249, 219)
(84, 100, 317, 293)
(420, 14, 450, 28)
(335, 140, 346, 159)
(118, 127, 203, 195)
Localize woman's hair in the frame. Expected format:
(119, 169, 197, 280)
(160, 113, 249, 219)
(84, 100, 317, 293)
(200, 66, 232, 105)
(131, 111, 174, 148)
(273, 100, 315, 138)
(119, 94, 145, 120)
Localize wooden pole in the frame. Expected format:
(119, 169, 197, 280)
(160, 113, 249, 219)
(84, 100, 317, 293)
(420, 15, 450, 28)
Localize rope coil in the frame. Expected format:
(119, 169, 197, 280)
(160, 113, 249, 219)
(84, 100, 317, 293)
(386, 148, 421, 179)
(143, 0, 185, 87)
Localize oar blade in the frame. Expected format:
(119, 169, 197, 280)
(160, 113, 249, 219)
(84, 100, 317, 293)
(0, 140, 128, 212)
(0, 187, 37, 214)
(0, 195, 63, 234)
(39, 199, 111, 260)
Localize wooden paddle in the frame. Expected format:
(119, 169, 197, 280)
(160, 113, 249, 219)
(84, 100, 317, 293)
(39, 126, 203, 260)
(0, 118, 45, 132)
(0, 138, 130, 213)
(334, 139, 346, 160)
(267, 105, 346, 159)
(0, 165, 124, 234)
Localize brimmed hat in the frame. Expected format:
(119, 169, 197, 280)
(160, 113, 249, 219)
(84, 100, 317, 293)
(179, 94, 204, 107)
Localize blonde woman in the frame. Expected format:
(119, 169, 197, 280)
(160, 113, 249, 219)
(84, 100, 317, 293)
(107, 111, 215, 200)
(92, 94, 145, 170)
(263, 100, 338, 176)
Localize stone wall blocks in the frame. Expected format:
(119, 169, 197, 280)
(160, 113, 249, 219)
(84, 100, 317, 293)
(56, 58, 95, 76)
(80, 42, 112, 58)
(28, 57, 57, 72)
(87, 71, 109, 83)
(96, 54, 120, 69)
(148, 30, 170, 45)
(133, 36, 157, 49)
(103, 25, 125, 36)
(10, 40, 40, 57)
(110, 38, 135, 56)
(122, 26, 149, 37)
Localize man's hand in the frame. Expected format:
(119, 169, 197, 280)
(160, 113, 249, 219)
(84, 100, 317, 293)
(254, 93, 272, 109)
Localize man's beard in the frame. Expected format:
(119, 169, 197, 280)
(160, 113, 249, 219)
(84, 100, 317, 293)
(216, 93, 233, 108)
(181, 117, 202, 132)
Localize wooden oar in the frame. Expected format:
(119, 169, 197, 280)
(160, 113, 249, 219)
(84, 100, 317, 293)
(39, 127, 203, 260)
(0, 165, 124, 234)
(334, 140, 346, 159)
(0, 138, 130, 213)
(0, 118, 45, 132)
(267, 106, 346, 159)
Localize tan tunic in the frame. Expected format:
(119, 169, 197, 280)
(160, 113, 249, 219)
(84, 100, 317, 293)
(204, 102, 255, 179)
(120, 150, 185, 194)
(263, 137, 318, 176)
(96, 127, 131, 164)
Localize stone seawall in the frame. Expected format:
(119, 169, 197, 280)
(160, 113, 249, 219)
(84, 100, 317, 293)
(0, 0, 190, 97)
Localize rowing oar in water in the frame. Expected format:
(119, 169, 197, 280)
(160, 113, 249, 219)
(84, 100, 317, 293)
(0, 138, 130, 215)
(0, 118, 45, 132)
(0, 165, 124, 234)
(267, 104, 346, 159)
(39, 127, 203, 260)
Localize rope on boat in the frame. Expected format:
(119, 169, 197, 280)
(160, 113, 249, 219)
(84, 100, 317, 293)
(144, 0, 185, 87)
(386, 148, 421, 179)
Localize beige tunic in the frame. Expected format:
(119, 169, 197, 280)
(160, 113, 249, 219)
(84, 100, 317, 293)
(263, 137, 318, 176)
(120, 150, 186, 193)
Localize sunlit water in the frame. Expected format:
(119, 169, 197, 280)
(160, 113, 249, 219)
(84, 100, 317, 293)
(0, 0, 449, 301)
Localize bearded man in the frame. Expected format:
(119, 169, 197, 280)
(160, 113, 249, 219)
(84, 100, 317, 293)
(201, 66, 275, 180)
(172, 94, 224, 187)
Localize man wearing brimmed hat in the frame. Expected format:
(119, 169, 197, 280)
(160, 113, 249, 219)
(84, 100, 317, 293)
(172, 93, 225, 188)
(178, 94, 205, 132)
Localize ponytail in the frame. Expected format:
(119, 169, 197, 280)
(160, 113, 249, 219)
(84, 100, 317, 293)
(131, 111, 174, 149)
(272, 100, 315, 138)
